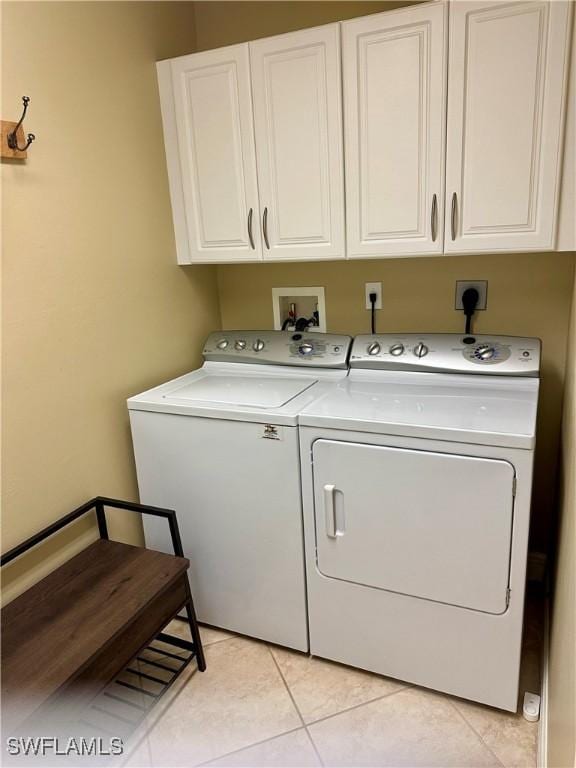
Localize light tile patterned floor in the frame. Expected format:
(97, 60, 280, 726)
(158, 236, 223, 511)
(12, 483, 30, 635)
(123, 608, 541, 768)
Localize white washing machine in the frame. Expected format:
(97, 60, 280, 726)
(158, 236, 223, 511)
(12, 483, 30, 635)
(128, 330, 351, 651)
(299, 333, 540, 711)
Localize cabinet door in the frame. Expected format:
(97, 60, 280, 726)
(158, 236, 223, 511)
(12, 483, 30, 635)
(160, 46, 262, 263)
(445, 1, 572, 253)
(342, 3, 447, 258)
(250, 25, 345, 261)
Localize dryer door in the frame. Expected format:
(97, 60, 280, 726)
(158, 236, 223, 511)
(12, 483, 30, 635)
(312, 440, 515, 614)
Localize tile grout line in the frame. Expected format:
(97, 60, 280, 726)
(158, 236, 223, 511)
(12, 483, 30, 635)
(199, 629, 239, 648)
(119, 714, 152, 768)
(154, 636, 312, 768)
(143, 731, 153, 768)
(304, 685, 417, 768)
(267, 645, 325, 767)
(142, 661, 200, 740)
(202, 637, 236, 647)
(150, 632, 236, 668)
(119, 660, 152, 768)
(303, 683, 413, 729)
(266, 646, 307, 728)
(448, 700, 507, 768)
(197, 726, 305, 767)
(267, 646, 422, 764)
(303, 727, 325, 768)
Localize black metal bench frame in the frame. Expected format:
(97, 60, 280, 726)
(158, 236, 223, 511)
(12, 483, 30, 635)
(1, 496, 207, 674)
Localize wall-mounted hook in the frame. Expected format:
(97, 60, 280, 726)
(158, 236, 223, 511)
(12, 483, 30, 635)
(7, 97, 36, 152)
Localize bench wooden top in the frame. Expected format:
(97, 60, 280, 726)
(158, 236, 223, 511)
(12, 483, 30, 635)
(1, 539, 189, 725)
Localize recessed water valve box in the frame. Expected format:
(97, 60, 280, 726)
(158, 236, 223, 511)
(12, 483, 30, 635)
(272, 287, 326, 333)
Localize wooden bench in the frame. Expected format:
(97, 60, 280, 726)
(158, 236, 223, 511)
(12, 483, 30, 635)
(1, 497, 206, 737)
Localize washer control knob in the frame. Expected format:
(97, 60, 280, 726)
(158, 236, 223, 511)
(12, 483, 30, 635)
(299, 342, 314, 356)
(414, 343, 429, 358)
(476, 345, 495, 360)
(216, 339, 229, 350)
(234, 340, 246, 350)
(253, 339, 265, 352)
(367, 342, 381, 356)
(389, 344, 404, 357)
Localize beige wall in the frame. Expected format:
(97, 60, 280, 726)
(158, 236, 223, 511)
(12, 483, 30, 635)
(203, 10, 576, 756)
(196, 0, 576, 552)
(217, 254, 575, 550)
(193, 0, 420, 49)
(1, 2, 219, 602)
(548, 269, 576, 768)
(2, 10, 574, 739)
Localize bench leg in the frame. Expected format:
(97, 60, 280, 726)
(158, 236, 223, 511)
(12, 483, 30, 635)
(184, 581, 206, 672)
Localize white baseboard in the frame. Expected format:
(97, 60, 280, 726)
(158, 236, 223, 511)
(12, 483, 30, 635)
(537, 595, 550, 768)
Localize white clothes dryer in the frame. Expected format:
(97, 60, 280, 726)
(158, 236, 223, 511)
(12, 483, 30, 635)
(299, 333, 540, 710)
(128, 330, 351, 651)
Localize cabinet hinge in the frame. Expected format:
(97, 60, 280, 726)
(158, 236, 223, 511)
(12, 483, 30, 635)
(506, 587, 511, 608)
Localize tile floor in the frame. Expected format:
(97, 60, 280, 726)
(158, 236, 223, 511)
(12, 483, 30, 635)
(122, 603, 542, 768)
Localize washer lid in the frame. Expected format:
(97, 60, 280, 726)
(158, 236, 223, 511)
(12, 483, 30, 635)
(127, 362, 348, 425)
(164, 372, 317, 409)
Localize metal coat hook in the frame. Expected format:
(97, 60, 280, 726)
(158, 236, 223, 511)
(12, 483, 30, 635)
(7, 97, 35, 152)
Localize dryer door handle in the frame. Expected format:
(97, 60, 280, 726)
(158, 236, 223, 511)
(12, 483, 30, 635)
(324, 484, 337, 538)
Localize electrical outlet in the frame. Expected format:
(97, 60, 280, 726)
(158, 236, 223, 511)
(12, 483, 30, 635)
(365, 282, 382, 310)
(455, 281, 488, 310)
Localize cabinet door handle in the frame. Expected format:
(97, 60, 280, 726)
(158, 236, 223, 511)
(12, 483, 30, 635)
(451, 192, 457, 241)
(431, 194, 438, 242)
(247, 208, 255, 249)
(263, 207, 270, 250)
(324, 484, 337, 538)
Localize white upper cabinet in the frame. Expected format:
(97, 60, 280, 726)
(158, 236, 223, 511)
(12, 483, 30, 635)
(158, 46, 262, 264)
(342, 2, 448, 258)
(445, 1, 573, 253)
(158, 26, 344, 264)
(158, 1, 573, 264)
(250, 25, 345, 260)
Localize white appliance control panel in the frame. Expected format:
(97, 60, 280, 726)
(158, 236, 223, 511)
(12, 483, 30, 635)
(351, 334, 540, 376)
(203, 331, 352, 368)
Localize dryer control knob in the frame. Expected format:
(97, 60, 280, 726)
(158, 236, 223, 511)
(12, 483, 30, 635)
(235, 340, 246, 350)
(216, 339, 229, 350)
(389, 344, 404, 357)
(367, 342, 381, 356)
(253, 339, 265, 352)
(414, 343, 429, 358)
(476, 345, 495, 360)
(299, 342, 314, 355)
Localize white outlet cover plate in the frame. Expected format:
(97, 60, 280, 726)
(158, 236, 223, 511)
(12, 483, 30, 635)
(455, 281, 488, 311)
(365, 282, 383, 310)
